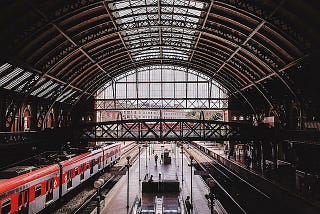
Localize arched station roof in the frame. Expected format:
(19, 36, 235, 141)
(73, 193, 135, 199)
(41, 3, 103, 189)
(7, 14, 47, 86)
(0, 0, 319, 109)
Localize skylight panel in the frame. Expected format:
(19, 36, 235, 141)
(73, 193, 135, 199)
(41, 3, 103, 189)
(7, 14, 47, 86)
(57, 89, 76, 102)
(5, 71, 32, 90)
(0, 67, 23, 87)
(37, 83, 60, 97)
(110, 0, 204, 61)
(120, 16, 135, 23)
(31, 80, 54, 96)
(0, 63, 11, 74)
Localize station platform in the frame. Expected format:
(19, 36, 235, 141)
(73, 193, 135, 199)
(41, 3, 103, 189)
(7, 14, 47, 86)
(102, 143, 225, 214)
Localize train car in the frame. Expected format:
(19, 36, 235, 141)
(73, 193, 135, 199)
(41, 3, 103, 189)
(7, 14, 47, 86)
(59, 149, 104, 196)
(0, 143, 122, 214)
(0, 165, 60, 214)
(102, 143, 121, 168)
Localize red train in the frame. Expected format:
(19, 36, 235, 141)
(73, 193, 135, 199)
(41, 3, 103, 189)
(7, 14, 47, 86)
(0, 143, 121, 214)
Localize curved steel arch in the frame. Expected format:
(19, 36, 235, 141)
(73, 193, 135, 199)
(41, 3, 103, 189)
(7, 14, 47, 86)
(0, 0, 316, 114)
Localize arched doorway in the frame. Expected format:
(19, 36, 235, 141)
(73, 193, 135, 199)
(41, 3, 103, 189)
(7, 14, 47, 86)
(23, 108, 31, 131)
(47, 112, 54, 129)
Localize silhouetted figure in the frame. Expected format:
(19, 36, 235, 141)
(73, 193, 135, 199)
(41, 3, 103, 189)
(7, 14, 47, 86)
(155, 154, 158, 165)
(148, 175, 153, 183)
(185, 196, 193, 214)
(245, 155, 251, 168)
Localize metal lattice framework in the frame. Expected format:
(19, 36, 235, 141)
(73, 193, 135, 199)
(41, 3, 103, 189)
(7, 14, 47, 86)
(0, 0, 318, 113)
(95, 65, 229, 110)
(79, 119, 268, 142)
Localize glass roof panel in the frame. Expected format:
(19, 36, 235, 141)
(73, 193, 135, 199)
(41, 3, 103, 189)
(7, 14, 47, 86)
(57, 90, 72, 101)
(109, 0, 205, 61)
(31, 79, 54, 96)
(37, 83, 60, 97)
(5, 71, 32, 90)
(57, 89, 77, 102)
(0, 67, 23, 87)
(0, 63, 12, 74)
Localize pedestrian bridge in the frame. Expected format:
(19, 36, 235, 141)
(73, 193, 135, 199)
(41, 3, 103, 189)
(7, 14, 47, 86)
(79, 119, 273, 142)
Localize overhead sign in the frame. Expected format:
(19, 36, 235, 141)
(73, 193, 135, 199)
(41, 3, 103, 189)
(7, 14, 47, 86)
(194, 170, 209, 175)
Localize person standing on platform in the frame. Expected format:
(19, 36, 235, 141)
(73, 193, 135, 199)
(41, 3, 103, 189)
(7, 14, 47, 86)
(155, 154, 158, 165)
(185, 196, 193, 214)
(148, 175, 153, 183)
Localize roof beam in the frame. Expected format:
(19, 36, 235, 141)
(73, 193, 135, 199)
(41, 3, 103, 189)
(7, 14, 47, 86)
(188, 0, 214, 63)
(22, 1, 105, 98)
(51, 24, 110, 76)
(73, 1, 141, 105)
(24, 1, 114, 114)
(158, 0, 163, 62)
(212, 0, 285, 77)
(209, 0, 286, 107)
(235, 55, 308, 93)
(102, 1, 135, 64)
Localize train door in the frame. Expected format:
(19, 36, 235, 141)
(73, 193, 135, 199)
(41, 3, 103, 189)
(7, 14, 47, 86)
(105, 153, 109, 166)
(67, 170, 73, 189)
(46, 178, 54, 203)
(80, 164, 85, 181)
(98, 157, 101, 169)
(18, 189, 29, 214)
(90, 160, 94, 174)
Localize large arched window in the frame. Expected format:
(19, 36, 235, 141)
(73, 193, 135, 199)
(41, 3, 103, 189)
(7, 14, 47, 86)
(95, 65, 228, 110)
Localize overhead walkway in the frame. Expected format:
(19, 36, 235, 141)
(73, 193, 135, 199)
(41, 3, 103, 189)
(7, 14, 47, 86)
(101, 143, 226, 214)
(79, 119, 274, 142)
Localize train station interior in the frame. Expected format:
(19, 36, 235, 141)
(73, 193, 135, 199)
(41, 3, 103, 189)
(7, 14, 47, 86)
(0, 0, 320, 213)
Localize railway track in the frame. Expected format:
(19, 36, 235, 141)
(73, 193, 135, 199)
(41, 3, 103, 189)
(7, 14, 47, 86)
(185, 144, 283, 214)
(42, 142, 141, 214)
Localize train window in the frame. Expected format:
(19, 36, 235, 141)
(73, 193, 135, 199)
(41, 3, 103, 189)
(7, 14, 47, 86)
(1, 199, 11, 214)
(35, 184, 42, 197)
(75, 167, 78, 176)
(18, 190, 28, 207)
